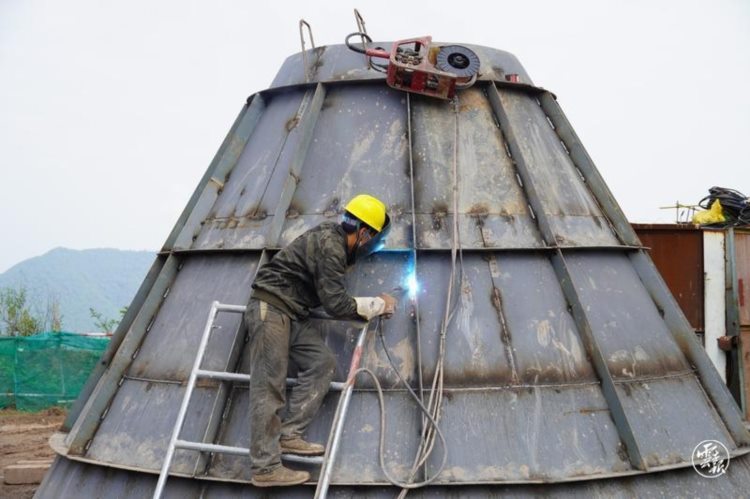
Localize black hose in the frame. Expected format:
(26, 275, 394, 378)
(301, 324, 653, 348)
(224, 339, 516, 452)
(345, 32, 372, 54)
(349, 317, 447, 489)
(344, 32, 389, 73)
(698, 186, 750, 227)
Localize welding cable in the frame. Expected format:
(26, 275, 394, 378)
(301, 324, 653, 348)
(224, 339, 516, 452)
(353, 353, 448, 488)
(698, 186, 750, 226)
(344, 32, 389, 73)
(395, 97, 464, 498)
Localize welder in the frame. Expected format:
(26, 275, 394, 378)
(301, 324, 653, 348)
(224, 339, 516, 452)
(245, 193, 397, 487)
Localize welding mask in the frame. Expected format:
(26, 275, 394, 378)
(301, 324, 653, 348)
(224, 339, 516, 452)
(356, 214, 391, 259)
(344, 213, 391, 265)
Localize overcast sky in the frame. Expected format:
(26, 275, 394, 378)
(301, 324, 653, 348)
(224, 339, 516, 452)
(1, 0, 748, 273)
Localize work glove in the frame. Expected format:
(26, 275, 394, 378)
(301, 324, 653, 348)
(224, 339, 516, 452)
(354, 294, 397, 321)
(379, 293, 396, 317)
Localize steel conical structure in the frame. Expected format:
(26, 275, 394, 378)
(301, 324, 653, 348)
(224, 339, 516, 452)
(37, 42, 750, 497)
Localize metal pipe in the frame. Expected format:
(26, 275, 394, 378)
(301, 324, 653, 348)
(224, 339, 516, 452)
(174, 440, 248, 456)
(315, 322, 370, 499)
(153, 301, 220, 499)
(214, 304, 247, 313)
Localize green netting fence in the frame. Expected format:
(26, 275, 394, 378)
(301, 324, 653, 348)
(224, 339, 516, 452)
(0, 332, 110, 411)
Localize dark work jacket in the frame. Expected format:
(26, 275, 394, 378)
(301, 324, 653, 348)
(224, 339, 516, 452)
(251, 223, 360, 322)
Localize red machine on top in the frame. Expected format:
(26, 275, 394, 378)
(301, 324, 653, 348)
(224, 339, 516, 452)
(346, 34, 481, 100)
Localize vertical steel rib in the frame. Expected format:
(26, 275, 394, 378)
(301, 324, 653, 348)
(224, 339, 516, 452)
(405, 93, 427, 486)
(66, 255, 182, 455)
(267, 83, 327, 246)
(537, 92, 637, 246)
(539, 91, 750, 446)
(170, 94, 267, 250)
(64, 253, 168, 430)
(485, 82, 647, 470)
(550, 250, 646, 469)
(630, 249, 750, 445)
(485, 85, 555, 247)
(405, 93, 425, 406)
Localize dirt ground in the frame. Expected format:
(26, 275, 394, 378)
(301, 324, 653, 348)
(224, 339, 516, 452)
(0, 407, 66, 499)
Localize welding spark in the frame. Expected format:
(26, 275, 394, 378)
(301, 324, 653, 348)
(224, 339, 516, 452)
(405, 271, 419, 299)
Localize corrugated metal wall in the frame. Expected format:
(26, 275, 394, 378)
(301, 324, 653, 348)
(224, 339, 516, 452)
(734, 230, 750, 420)
(632, 224, 704, 333)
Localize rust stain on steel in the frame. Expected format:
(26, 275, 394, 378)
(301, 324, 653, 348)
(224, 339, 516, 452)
(458, 88, 486, 112)
(249, 210, 267, 221)
(240, 203, 270, 222)
(285, 115, 300, 131)
(432, 204, 448, 231)
(735, 231, 750, 325)
(468, 203, 489, 219)
(490, 285, 519, 384)
(323, 197, 340, 218)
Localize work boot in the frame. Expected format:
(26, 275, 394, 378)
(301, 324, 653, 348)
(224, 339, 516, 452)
(280, 435, 325, 456)
(251, 465, 310, 487)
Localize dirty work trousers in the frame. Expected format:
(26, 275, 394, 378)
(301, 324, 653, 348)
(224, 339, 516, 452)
(245, 298, 336, 473)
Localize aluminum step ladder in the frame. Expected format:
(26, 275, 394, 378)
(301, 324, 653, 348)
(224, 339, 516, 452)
(153, 300, 371, 499)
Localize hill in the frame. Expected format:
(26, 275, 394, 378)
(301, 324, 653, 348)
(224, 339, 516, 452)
(0, 248, 155, 332)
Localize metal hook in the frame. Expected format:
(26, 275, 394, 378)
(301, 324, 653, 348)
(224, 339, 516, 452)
(353, 9, 372, 69)
(299, 19, 315, 82)
(354, 9, 367, 36)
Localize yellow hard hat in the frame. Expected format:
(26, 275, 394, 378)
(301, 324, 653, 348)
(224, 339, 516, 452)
(344, 194, 387, 232)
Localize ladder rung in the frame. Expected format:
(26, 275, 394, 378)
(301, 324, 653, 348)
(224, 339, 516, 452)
(174, 439, 248, 456)
(195, 369, 251, 382)
(172, 439, 324, 466)
(284, 379, 346, 391)
(281, 454, 324, 465)
(215, 303, 247, 313)
(195, 370, 346, 391)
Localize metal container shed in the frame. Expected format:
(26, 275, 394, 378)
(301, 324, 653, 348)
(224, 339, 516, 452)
(632, 224, 704, 333)
(37, 42, 750, 497)
(633, 224, 750, 420)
